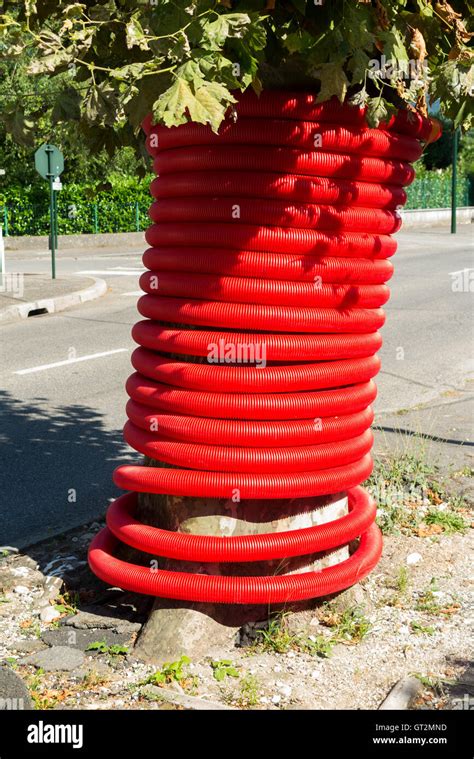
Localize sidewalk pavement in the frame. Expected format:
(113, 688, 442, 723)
(374, 384, 474, 501)
(0, 273, 107, 323)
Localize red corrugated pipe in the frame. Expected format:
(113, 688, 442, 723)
(89, 92, 437, 603)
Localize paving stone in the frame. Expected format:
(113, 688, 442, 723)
(0, 667, 33, 710)
(23, 646, 85, 672)
(41, 627, 132, 651)
(7, 639, 47, 655)
(64, 608, 141, 634)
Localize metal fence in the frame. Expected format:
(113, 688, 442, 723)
(1, 176, 472, 236)
(404, 174, 470, 210)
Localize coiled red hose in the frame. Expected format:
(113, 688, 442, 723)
(89, 93, 435, 603)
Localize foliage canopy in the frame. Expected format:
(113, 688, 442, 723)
(0, 1, 473, 160)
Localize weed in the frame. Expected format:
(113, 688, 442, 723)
(424, 510, 467, 534)
(412, 673, 452, 696)
(238, 673, 260, 707)
(255, 614, 296, 654)
(27, 668, 45, 693)
(81, 670, 110, 687)
(85, 641, 128, 656)
(301, 635, 334, 658)
(334, 607, 371, 644)
(320, 606, 371, 644)
(211, 660, 240, 682)
(53, 591, 79, 616)
(143, 655, 198, 693)
(368, 447, 469, 537)
(410, 620, 436, 635)
(415, 579, 460, 616)
(395, 566, 409, 594)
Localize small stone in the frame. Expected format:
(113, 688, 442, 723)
(311, 670, 321, 680)
(42, 576, 64, 602)
(15, 557, 39, 571)
(272, 695, 281, 704)
(10, 567, 30, 578)
(406, 552, 422, 566)
(23, 646, 85, 672)
(13, 586, 29, 595)
(278, 683, 292, 698)
(40, 606, 61, 624)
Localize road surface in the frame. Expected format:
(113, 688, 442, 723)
(1, 226, 472, 547)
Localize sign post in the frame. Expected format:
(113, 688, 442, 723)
(34, 145, 64, 279)
(451, 128, 459, 235)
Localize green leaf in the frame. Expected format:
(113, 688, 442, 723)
(83, 82, 119, 127)
(202, 14, 252, 51)
(379, 26, 409, 63)
(315, 62, 349, 104)
(366, 96, 398, 128)
(348, 49, 371, 83)
(126, 15, 149, 51)
(153, 65, 236, 132)
(52, 87, 81, 121)
(3, 106, 35, 147)
(85, 640, 108, 652)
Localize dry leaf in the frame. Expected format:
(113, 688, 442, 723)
(409, 27, 427, 63)
(375, 0, 390, 31)
(439, 604, 461, 615)
(416, 523, 443, 537)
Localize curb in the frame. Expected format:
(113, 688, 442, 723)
(0, 276, 107, 323)
(4, 231, 145, 252)
(378, 677, 424, 710)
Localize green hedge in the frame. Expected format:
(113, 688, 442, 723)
(0, 178, 152, 236)
(0, 173, 472, 236)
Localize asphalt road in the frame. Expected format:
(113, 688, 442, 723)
(1, 226, 473, 547)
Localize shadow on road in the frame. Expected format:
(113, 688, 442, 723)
(0, 389, 130, 549)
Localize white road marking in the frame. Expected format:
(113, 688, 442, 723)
(15, 348, 129, 375)
(109, 266, 144, 271)
(449, 267, 474, 276)
(77, 269, 145, 276)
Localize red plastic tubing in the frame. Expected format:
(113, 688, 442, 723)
(89, 92, 434, 604)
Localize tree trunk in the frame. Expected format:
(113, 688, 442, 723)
(133, 476, 348, 663)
